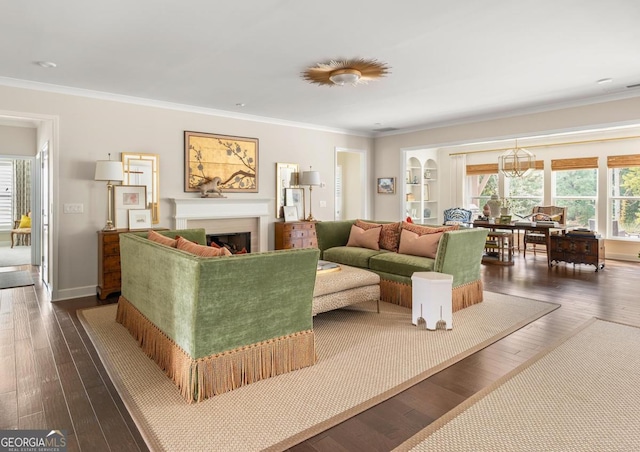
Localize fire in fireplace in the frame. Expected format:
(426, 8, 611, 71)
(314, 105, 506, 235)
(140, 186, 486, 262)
(206, 232, 251, 254)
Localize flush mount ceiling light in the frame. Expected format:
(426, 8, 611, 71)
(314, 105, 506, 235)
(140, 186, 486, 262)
(302, 58, 390, 86)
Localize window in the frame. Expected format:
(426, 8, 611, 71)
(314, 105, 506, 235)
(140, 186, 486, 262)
(0, 160, 13, 231)
(552, 157, 598, 228)
(608, 154, 640, 239)
(466, 164, 498, 215)
(504, 166, 543, 217)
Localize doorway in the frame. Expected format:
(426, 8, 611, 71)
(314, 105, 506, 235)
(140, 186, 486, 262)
(335, 148, 367, 220)
(0, 112, 56, 298)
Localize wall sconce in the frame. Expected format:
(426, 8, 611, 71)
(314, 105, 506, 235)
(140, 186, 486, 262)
(95, 154, 124, 230)
(301, 166, 321, 221)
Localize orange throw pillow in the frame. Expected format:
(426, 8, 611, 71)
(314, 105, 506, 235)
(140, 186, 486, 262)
(176, 236, 231, 257)
(355, 220, 402, 252)
(346, 225, 381, 250)
(148, 230, 177, 247)
(398, 229, 443, 258)
(401, 221, 459, 235)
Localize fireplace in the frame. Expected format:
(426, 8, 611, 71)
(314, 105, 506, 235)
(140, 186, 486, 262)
(207, 232, 251, 254)
(172, 198, 271, 252)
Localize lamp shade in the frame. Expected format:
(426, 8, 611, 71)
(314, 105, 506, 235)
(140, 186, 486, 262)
(301, 170, 321, 186)
(95, 160, 124, 181)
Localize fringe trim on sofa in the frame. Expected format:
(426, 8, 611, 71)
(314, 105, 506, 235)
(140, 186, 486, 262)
(115, 296, 316, 403)
(379, 278, 484, 312)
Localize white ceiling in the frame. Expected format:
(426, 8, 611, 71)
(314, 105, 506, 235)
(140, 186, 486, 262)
(1, 0, 640, 135)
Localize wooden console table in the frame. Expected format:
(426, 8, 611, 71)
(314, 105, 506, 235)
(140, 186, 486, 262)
(549, 234, 605, 271)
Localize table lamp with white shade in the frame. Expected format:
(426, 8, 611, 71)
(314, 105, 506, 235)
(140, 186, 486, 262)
(301, 166, 321, 222)
(95, 154, 124, 231)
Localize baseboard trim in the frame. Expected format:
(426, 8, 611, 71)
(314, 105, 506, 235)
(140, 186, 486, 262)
(53, 285, 97, 302)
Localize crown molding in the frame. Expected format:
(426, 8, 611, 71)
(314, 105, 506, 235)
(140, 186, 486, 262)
(0, 76, 373, 138)
(375, 88, 640, 138)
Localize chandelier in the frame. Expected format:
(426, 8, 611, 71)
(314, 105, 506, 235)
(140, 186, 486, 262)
(498, 141, 536, 177)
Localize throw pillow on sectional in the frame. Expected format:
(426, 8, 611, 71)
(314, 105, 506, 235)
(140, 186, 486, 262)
(346, 225, 382, 250)
(355, 220, 402, 252)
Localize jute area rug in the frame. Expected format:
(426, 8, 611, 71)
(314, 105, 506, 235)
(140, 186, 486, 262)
(395, 318, 640, 451)
(78, 292, 557, 452)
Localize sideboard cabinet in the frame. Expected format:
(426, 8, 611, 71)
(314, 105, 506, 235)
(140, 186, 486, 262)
(549, 235, 605, 271)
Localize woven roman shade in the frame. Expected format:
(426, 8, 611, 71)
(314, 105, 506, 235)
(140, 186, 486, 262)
(467, 161, 543, 175)
(466, 164, 498, 175)
(551, 157, 598, 171)
(607, 154, 640, 168)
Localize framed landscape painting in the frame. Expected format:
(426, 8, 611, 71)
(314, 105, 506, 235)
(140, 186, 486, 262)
(184, 131, 259, 193)
(377, 177, 396, 194)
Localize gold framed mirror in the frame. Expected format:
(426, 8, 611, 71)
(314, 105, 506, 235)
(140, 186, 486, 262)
(122, 153, 160, 224)
(276, 162, 299, 218)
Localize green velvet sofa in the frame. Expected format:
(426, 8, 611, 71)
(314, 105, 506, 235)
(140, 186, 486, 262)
(116, 228, 320, 403)
(315, 220, 488, 311)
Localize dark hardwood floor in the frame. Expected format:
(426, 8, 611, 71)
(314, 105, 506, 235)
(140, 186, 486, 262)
(1, 254, 639, 451)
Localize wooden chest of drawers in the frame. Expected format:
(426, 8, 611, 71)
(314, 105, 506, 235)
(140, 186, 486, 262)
(97, 230, 126, 300)
(97, 228, 168, 299)
(549, 234, 605, 271)
(275, 221, 318, 250)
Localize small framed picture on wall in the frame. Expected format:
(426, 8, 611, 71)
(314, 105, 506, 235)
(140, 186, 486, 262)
(377, 177, 396, 194)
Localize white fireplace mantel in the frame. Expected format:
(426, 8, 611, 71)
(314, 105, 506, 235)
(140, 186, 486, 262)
(171, 198, 272, 252)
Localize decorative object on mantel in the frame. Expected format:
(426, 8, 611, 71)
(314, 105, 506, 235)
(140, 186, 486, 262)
(276, 162, 299, 218)
(184, 131, 258, 193)
(301, 166, 321, 221)
(94, 154, 124, 231)
(198, 176, 226, 198)
(302, 58, 390, 86)
(498, 139, 536, 177)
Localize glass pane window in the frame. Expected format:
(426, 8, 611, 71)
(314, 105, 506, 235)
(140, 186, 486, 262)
(0, 161, 13, 230)
(504, 169, 543, 218)
(610, 167, 640, 238)
(466, 173, 498, 214)
(552, 169, 597, 228)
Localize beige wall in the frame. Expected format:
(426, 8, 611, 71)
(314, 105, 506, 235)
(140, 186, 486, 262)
(374, 96, 640, 261)
(0, 124, 36, 156)
(0, 84, 372, 300)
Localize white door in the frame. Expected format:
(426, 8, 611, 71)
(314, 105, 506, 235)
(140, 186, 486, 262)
(40, 142, 50, 290)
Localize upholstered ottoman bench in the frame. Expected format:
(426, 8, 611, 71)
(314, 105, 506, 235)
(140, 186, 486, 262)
(313, 264, 380, 315)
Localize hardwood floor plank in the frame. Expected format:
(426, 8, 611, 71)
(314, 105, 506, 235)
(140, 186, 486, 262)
(0, 391, 18, 429)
